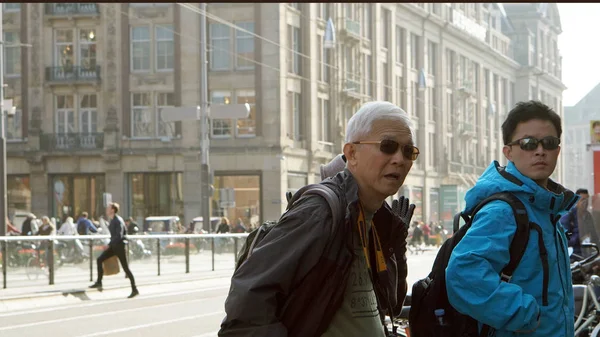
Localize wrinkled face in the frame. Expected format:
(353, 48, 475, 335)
(344, 118, 415, 202)
(503, 119, 560, 187)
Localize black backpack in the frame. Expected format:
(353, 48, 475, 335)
(235, 183, 343, 271)
(408, 192, 548, 337)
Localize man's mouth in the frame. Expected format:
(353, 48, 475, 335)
(384, 173, 401, 180)
(533, 162, 547, 167)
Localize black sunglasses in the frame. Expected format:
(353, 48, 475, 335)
(353, 139, 420, 161)
(507, 136, 561, 151)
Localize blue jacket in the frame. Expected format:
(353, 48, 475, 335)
(446, 161, 578, 337)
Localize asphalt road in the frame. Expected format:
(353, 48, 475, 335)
(0, 248, 438, 337)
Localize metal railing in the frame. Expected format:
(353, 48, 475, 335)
(40, 133, 104, 151)
(0, 233, 249, 289)
(46, 66, 101, 83)
(45, 3, 99, 15)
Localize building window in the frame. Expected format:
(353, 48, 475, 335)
(155, 25, 174, 71)
(363, 4, 372, 40)
(430, 87, 437, 121)
(412, 81, 418, 117)
(79, 94, 97, 134)
(212, 175, 260, 229)
(383, 62, 391, 102)
(395, 26, 405, 65)
(3, 31, 21, 77)
(410, 33, 419, 69)
(210, 91, 233, 137)
(3, 3, 20, 12)
(130, 92, 177, 139)
(131, 26, 151, 72)
(396, 76, 405, 109)
(209, 23, 231, 71)
(428, 41, 437, 75)
(382, 9, 391, 49)
(235, 90, 256, 137)
(318, 98, 331, 142)
(446, 49, 455, 83)
(51, 175, 105, 221)
(288, 3, 300, 10)
(289, 26, 301, 75)
(7, 175, 30, 217)
(235, 22, 255, 70)
(54, 29, 74, 68)
(157, 93, 176, 137)
(128, 173, 183, 225)
(55, 95, 76, 134)
(131, 93, 153, 138)
(78, 29, 97, 71)
(288, 92, 302, 141)
(210, 90, 256, 138)
(365, 54, 373, 97)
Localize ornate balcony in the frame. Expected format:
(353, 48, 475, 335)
(40, 133, 104, 152)
(45, 66, 101, 84)
(45, 3, 99, 16)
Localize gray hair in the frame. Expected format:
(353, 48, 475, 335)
(345, 101, 416, 144)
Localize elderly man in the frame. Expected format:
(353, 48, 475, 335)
(219, 101, 418, 337)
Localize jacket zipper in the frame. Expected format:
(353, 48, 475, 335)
(553, 224, 569, 337)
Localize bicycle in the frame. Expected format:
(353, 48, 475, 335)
(25, 241, 61, 281)
(571, 243, 600, 336)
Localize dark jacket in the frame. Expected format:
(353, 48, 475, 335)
(108, 215, 127, 247)
(219, 169, 409, 337)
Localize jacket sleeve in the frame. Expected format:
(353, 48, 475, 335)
(219, 196, 334, 337)
(446, 201, 540, 332)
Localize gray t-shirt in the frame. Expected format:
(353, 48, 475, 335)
(321, 212, 385, 337)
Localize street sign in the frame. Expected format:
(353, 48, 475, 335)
(160, 104, 250, 123)
(1, 99, 15, 116)
(160, 106, 199, 122)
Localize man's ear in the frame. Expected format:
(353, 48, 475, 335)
(502, 145, 512, 162)
(343, 143, 357, 167)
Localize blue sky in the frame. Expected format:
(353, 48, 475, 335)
(558, 3, 600, 106)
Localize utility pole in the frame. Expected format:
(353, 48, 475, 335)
(161, 4, 248, 231)
(199, 2, 211, 232)
(0, 8, 8, 288)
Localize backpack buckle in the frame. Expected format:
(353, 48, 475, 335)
(500, 273, 512, 282)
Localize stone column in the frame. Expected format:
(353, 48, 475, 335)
(28, 158, 49, 217)
(182, 152, 202, 227)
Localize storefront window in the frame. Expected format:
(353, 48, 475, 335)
(52, 175, 105, 221)
(7, 175, 31, 215)
(411, 186, 423, 222)
(128, 172, 184, 224)
(213, 174, 260, 230)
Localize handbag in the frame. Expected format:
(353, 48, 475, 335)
(103, 255, 120, 276)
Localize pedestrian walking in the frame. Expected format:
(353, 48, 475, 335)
(89, 202, 139, 298)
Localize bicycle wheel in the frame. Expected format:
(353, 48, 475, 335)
(25, 257, 41, 280)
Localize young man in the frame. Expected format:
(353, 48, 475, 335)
(446, 101, 578, 337)
(90, 202, 139, 298)
(219, 101, 417, 336)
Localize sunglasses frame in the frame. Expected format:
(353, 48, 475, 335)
(353, 140, 420, 161)
(507, 136, 561, 151)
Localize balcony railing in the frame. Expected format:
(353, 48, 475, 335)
(344, 79, 360, 92)
(45, 3, 99, 16)
(41, 133, 104, 152)
(46, 66, 101, 84)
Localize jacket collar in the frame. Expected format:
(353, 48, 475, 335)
(503, 161, 578, 214)
(324, 169, 406, 255)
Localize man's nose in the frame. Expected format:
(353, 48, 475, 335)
(390, 147, 407, 165)
(533, 142, 547, 156)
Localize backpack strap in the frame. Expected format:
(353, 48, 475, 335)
(286, 184, 343, 235)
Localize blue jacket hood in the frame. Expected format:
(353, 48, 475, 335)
(464, 161, 578, 217)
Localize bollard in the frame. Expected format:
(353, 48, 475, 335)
(211, 238, 215, 271)
(48, 240, 55, 285)
(157, 239, 161, 276)
(89, 239, 94, 282)
(2, 240, 7, 289)
(185, 238, 190, 274)
(233, 237, 238, 264)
